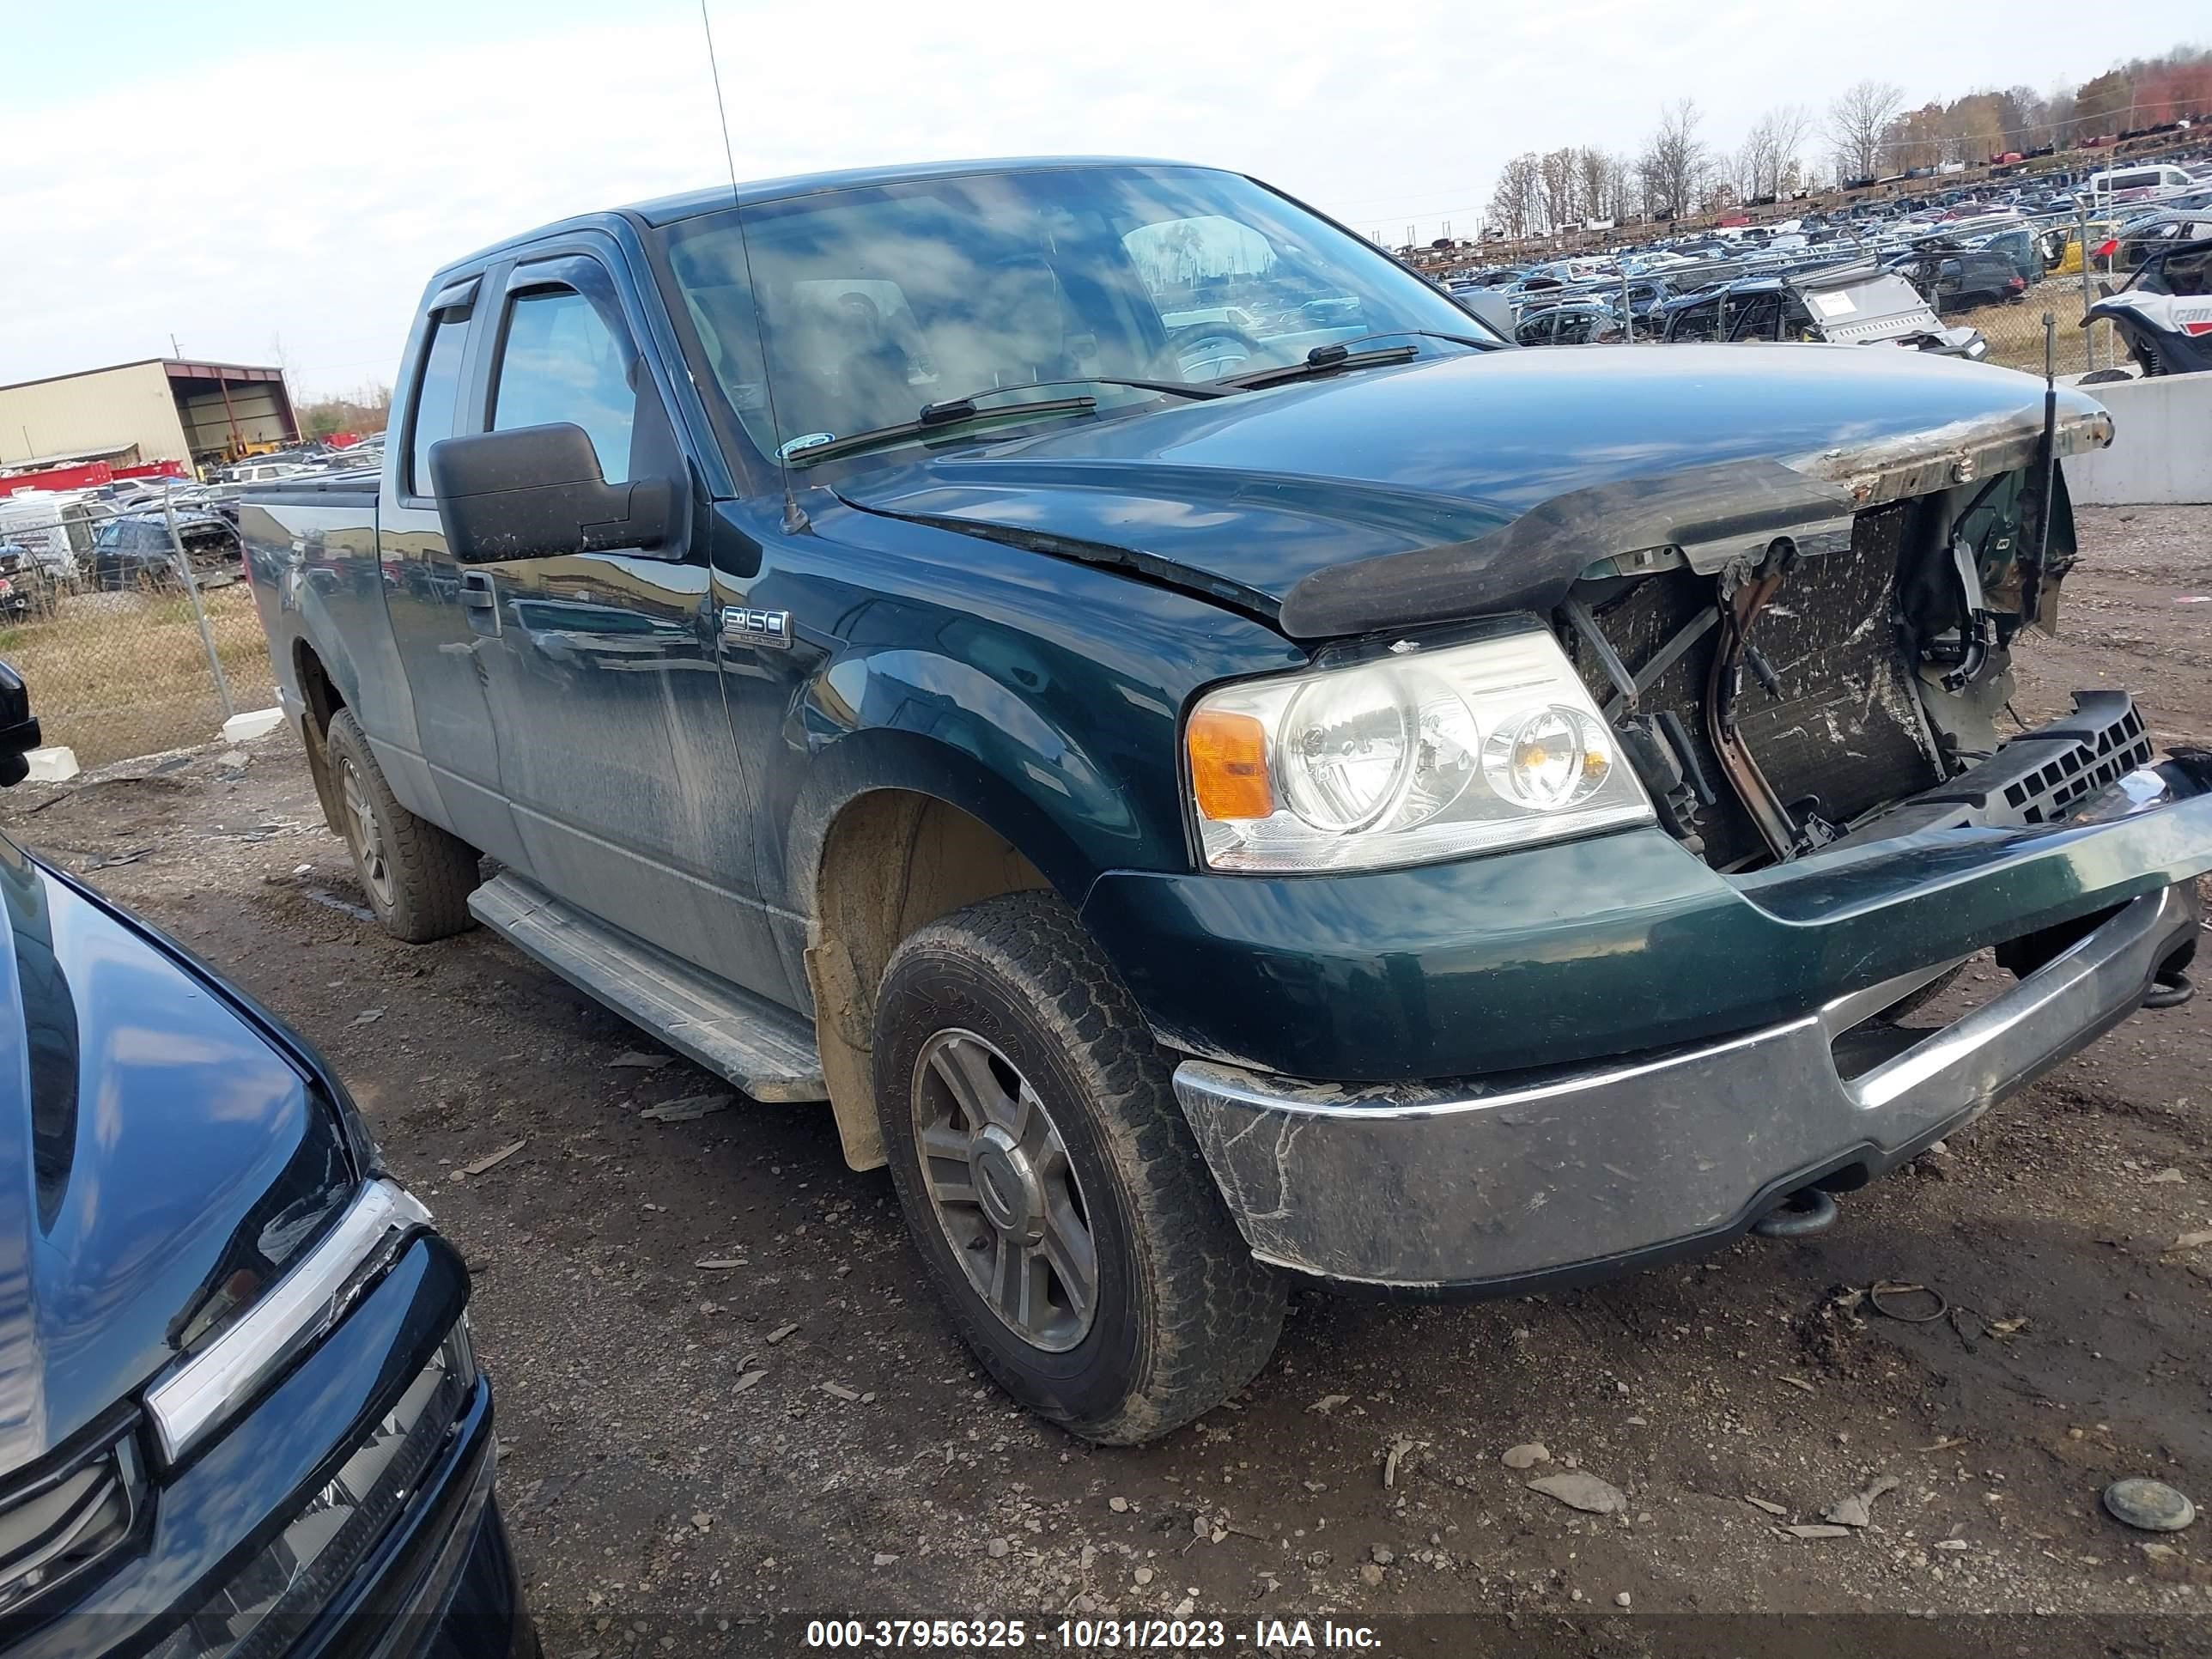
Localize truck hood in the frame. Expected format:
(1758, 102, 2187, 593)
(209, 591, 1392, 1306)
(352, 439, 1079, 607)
(831, 343, 2112, 635)
(0, 840, 352, 1476)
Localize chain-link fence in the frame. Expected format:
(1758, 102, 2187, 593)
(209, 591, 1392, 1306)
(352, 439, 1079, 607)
(1944, 206, 2130, 378)
(0, 489, 276, 768)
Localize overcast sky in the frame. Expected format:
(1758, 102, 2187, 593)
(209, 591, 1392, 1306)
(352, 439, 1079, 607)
(2, 0, 2198, 398)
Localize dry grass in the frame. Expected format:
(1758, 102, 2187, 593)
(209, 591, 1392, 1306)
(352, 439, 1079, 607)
(0, 583, 278, 767)
(1958, 283, 2127, 377)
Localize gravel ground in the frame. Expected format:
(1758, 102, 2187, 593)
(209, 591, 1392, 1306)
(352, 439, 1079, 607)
(6, 506, 2211, 1656)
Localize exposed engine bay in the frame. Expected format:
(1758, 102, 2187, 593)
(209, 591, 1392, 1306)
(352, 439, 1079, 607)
(1557, 464, 2151, 872)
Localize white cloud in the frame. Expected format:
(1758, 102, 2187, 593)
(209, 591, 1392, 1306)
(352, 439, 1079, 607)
(1, 0, 2198, 397)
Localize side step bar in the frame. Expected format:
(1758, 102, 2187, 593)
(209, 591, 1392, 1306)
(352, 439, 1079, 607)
(469, 873, 827, 1103)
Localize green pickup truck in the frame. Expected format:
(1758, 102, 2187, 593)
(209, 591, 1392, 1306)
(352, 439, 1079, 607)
(241, 157, 2210, 1443)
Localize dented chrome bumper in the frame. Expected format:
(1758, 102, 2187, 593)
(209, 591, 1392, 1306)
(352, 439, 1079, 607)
(1172, 775, 2203, 1292)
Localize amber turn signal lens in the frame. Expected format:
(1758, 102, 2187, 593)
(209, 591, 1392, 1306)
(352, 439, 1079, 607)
(1188, 708, 1273, 822)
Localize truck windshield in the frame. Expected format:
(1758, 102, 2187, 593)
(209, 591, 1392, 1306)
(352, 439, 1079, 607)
(655, 164, 1496, 471)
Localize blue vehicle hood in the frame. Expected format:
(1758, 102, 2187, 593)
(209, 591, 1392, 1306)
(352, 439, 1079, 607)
(0, 838, 349, 1476)
(832, 343, 2105, 631)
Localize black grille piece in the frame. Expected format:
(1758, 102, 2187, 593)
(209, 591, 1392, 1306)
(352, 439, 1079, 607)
(1826, 690, 2156, 849)
(1571, 503, 1943, 868)
(0, 1425, 142, 1620)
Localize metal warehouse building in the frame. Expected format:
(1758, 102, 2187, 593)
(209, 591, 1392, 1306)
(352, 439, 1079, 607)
(0, 358, 300, 477)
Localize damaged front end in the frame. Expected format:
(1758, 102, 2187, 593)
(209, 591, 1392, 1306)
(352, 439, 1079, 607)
(1559, 447, 2102, 872)
(1148, 389, 2212, 1292)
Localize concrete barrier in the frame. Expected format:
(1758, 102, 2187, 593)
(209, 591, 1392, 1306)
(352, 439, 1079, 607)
(2063, 372, 2212, 506)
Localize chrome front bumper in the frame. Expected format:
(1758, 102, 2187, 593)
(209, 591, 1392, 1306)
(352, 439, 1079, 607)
(1173, 875, 2200, 1291)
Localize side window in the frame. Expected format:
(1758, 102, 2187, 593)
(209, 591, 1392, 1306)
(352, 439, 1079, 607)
(491, 288, 637, 484)
(407, 316, 469, 498)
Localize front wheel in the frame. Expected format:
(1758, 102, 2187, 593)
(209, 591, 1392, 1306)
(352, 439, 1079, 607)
(325, 710, 480, 943)
(873, 893, 1285, 1443)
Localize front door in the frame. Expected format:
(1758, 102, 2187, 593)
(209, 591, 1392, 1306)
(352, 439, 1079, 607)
(453, 246, 782, 997)
(380, 279, 528, 868)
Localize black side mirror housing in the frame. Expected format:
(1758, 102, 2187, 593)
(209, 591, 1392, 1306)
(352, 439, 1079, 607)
(0, 660, 40, 788)
(427, 423, 673, 564)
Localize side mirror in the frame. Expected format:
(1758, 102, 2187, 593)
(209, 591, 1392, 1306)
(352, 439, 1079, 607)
(427, 423, 673, 564)
(0, 660, 40, 788)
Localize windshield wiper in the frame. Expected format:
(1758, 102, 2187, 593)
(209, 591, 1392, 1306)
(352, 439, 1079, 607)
(785, 377, 1227, 468)
(786, 395, 1097, 467)
(1211, 329, 1493, 392)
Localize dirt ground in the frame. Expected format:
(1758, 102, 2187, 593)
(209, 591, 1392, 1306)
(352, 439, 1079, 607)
(8, 505, 2211, 1656)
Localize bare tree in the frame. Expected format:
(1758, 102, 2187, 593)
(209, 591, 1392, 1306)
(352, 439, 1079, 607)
(1759, 103, 1812, 197)
(1828, 78, 1903, 182)
(1538, 147, 1581, 229)
(1486, 152, 1544, 240)
(1640, 99, 1707, 221)
(1575, 148, 1613, 222)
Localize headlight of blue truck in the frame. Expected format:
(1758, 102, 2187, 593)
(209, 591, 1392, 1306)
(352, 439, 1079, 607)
(1186, 624, 1653, 872)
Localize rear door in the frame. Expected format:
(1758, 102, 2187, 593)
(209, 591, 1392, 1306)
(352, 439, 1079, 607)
(455, 243, 781, 994)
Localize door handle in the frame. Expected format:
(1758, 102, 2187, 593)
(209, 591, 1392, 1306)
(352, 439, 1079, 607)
(459, 569, 500, 636)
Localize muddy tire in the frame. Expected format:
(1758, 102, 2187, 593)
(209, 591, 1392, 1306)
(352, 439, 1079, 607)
(873, 892, 1285, 1443)
(325, 710, 479, 944)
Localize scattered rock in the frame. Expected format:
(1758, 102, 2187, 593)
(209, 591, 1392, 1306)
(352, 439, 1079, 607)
(1776, 1375, 1817, 1395)
(765, 1323, 799, 1345)
(987, 1538, 1010, 1559)
(1614, 1591, 1632, 1608)
(872, 1553, 897, 1567)
(730, 1370, 767, 1395)
(640, 1092, 733, 1122)
(1783, 1523, 1855, 1540)
(2142, 1542, 2179, 1561)
(1370, 1545, 1395, 1565)
(1501, 1443, 1550, 1470)
(1744, 1497, 1788, 1517)
(1358, 1564, 1384, 1587)
(353, 1007, 385, 1025)
(694, 1257, 745, 1270)
(691, 1512, 712, 1531)
(1109, 1497, 1129, 1513)
(820, 1382, 861, 1402)
(1310, 1395, 1350, 1415)
(1133, 1567, 1154, 1585)
(1527, 1471, 1627, 1516)
(2104, 1478, 2197, 1532)
(453, 1139, 526, 1180)
(1932, 1538, 1969, 1552)
(2170, 1231, 2212, 1253)
(1824, 1474, 1900, 1528)
(2149, 1168, 2185, 1184)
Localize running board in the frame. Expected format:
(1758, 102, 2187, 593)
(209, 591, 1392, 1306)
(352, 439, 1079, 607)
(468, 874, 826, 1103)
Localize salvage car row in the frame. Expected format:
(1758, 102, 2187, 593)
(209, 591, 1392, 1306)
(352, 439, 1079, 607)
(7, 152, 2211, 1657)
(1459, 159, 2212, 363)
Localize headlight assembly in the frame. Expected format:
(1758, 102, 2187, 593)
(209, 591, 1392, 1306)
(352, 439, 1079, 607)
(144, 1180, 432, 1467)
(1185, 624, 1651, 872)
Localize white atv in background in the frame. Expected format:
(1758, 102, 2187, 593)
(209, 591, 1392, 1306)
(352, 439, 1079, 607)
(2085, 231, 2212, 379)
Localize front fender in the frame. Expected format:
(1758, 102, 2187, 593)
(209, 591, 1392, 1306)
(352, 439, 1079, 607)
(782, 652, 1135, 908)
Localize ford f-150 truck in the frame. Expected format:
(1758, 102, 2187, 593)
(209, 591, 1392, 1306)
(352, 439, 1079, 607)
(242, 157, 2211, 1444)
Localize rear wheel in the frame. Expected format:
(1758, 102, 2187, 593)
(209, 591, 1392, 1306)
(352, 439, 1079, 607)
(873, 892, 1285, 1443)
(325, 710, 479, 943)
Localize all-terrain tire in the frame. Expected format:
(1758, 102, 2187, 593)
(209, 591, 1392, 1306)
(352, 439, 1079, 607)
(324, 710, 479, 943)
(873, 892, 1285, 1443)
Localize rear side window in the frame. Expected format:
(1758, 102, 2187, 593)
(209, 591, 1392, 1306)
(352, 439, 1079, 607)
(491, 289, 636, 483)
(407, 316, 469, 497)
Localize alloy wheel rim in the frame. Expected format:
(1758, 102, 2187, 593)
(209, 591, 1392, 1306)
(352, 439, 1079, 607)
(338, 759, 394, 908)
(910, 1029, 1098, 1352)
